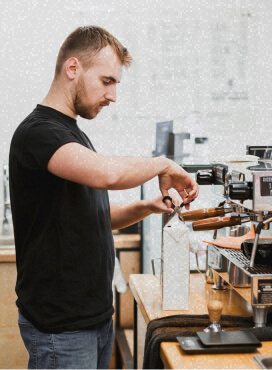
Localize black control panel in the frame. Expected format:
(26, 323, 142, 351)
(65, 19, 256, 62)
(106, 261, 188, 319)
(194, 164, 254, 201)
(228, 182, 253, 200)
(195, 164, 228, 186)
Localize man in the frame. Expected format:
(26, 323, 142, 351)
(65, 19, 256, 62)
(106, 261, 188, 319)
(9, 26, 199, 369)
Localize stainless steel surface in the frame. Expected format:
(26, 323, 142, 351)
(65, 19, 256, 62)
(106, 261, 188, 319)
(250, 233, 260, 268)
(211, 271, 226, 290)
(229, 225, 250, 237)
(253, 306, 269, 328)
(228, 262, 251, 287)
(253, 171, 272, 212)
(254, 355, 272, 369)
(195, 249, 214, 284)
(207, 244, 272, 327)
(215, 160, 272, 218)
(204, 322, 224, 333)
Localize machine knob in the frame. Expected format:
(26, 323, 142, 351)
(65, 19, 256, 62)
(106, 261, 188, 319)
(228, 182, 253, 200)
(196, 170, 214, 185)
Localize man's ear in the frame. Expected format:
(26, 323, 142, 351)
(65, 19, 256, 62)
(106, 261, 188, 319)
(65, 57, 80, 80)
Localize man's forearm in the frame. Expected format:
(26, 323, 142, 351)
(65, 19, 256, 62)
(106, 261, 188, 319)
(98, 155, 170, 190)
(110, 201, 153, 230)
(47, 142, 199, 203)
(47, 143, 170, 190)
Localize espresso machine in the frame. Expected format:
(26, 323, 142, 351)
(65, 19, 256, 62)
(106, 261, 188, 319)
(183, 148, 272, 328)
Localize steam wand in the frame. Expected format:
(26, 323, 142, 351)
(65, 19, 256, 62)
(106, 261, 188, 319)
(250, 216, 272, 268)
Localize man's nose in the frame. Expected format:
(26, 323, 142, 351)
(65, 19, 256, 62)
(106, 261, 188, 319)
(105, 86, 117, 103)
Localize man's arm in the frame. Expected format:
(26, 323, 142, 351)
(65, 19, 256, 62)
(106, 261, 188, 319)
(110, 195, 174, 230)
(47, 142, 198, 203)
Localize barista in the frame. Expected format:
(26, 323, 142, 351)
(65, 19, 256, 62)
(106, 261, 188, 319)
(9, 25, 199, 369)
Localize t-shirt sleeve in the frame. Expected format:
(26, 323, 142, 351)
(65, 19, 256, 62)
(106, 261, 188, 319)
(22, 121, 81, 171)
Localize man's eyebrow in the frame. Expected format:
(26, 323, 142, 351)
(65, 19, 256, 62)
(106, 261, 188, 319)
(103, 76, 120, 83)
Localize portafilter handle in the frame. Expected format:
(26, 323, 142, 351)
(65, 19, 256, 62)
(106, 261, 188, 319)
(204, 300, 224, 332)
(181, 207, 232, 221)
(192, 215, 250, 231)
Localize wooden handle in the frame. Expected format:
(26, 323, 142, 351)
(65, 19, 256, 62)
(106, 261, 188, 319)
(192, 216, 241, 231)
(182, 207, 225, 221)
(208, 300, 223, 322)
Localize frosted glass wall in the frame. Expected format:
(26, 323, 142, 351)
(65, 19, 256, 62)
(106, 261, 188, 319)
(1, 0, 272, 221)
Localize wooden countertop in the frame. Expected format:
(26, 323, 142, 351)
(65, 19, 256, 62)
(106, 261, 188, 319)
(129, 274, 272, 369)
(0, 233, 140, 262)
(160, 341, 272, 369)
(129, 273, 253, 325)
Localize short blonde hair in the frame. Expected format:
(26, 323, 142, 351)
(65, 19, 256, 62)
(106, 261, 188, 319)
(55, 26, 133, 77)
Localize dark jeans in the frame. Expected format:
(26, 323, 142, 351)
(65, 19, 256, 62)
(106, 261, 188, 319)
(18, 310, 115, 369)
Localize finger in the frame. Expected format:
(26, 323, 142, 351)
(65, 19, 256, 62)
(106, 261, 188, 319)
(161, 193, 173, 209)
(161, 199, 174, 215)
(168, 189, 181, 206)
(164, 207, 174, 215)
(178, 189, 189, 202)
(185, 192, 195, 203)
(192, 182, 200, 196)
(185, 184, 199, 201)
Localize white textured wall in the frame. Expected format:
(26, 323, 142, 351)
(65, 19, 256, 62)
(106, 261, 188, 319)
(1, 0, 272, 224)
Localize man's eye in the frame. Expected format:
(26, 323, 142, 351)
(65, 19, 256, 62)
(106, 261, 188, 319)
(103, 80, 110, 85)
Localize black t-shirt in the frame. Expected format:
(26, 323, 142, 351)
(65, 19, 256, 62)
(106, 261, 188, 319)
(9, 104, 115, 333)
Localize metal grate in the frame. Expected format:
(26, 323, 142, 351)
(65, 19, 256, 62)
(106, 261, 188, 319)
(246, 265, 272, 274)
(224, 249, 250, 264)
(222, 248, 272, 275)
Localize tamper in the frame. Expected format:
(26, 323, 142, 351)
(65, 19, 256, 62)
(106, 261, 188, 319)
(204, 300, 224, 332)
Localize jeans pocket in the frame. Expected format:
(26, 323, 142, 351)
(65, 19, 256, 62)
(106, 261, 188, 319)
(18, 310, 33, 327)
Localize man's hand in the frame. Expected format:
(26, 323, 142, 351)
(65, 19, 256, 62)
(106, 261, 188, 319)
(145, 191, 183, 215)
(158, 159, 199, 209)
(110, 192, 184, 230)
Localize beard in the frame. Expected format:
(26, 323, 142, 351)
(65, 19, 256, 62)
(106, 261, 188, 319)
(74, 77, 105, 120)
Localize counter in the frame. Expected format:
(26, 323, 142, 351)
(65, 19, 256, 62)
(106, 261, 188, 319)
(129, 273, 272, 369)
(160, 341, 272, 369)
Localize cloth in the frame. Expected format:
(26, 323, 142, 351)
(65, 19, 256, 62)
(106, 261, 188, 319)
(9, 104, 115, 333)
(203, 224, 255, 250)
(143, 313, 272, 369)
(203, 224, 272, 250)
(18, 309, 115, 369)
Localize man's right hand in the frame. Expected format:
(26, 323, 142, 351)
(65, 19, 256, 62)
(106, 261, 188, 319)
(158, 158, 199, 210)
